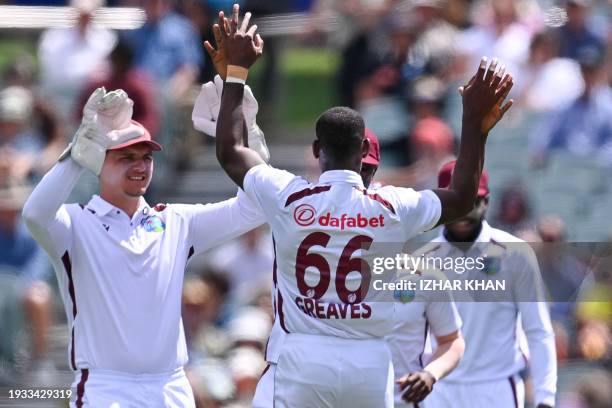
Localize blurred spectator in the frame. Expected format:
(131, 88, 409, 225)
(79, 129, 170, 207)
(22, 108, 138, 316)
(226, 308, 270, 406)
(1, 54, 36, 88)
(531, 44, 612, 167)
(308, 0, 398, 106)
(521, 29, 584, 112)
(209, 226, 273, 305)
(183, 0, 217, 84)
(575, 319, 610, 361)
(453, 0, 533, 93)
(409, 75, 448, 122)
(0, 183, 54, 384)
(38, 0, 116, 123)
(77, 39, 160, 137)
(183, 269, 231, 361)
(0, 86, 62, 184)
(405, 0, 459, 79)
(227, 306, 271, 352)
(536, 215, 592, 326)
(379, 116, 454, 190)
(227, 346, 266, 406)
(558, 369, 612, 408)
(122, 0, 203, 101)
(493, 184, 533, 234)
(557, 0, 605, 61)
(355, 11, 412, 167)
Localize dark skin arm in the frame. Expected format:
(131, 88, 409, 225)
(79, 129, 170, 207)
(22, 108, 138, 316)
(216, 4, 265, 188)
(432, 58, 513, 227)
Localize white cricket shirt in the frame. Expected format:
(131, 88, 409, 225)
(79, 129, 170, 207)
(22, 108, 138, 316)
(385, 269, 462, 406)
(426, 221, 557, 406)
(23, 159, 265, 374)
(243, 165, 441, 351)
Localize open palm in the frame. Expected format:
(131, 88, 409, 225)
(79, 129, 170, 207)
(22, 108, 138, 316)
(459, 62, 514, 134)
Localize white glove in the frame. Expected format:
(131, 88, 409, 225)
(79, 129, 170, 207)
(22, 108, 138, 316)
(192, 75, 270, 162)
(59, 88, 134, 175)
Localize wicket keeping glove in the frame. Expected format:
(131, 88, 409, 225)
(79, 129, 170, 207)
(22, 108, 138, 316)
(59, 88, 134, 175)
(192, 75, 270, 162)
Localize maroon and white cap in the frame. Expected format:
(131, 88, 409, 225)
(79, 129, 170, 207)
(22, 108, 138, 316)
(362, 128, 380, 166)
(438, 160, 489, 197)
(107, 120, 162, 151)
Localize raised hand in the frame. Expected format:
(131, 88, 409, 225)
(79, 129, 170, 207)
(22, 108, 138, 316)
(204, 15, 230, 80)
(219, 4, 264, 70)
(97, 89, 134, 133)
(460, 57, 514, 134)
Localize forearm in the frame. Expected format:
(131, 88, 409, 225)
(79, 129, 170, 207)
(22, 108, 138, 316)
(424, 336, 465, 381)
(451, 121, 486, 211)
(22, 158, 83, 228)
(217, 82, 246, 156)
(216, 82, 263, 187)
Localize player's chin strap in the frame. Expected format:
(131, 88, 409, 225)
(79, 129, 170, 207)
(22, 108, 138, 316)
(192, 74, 270, 163)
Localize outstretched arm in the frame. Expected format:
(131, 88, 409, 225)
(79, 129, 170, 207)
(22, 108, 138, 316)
(216, 4, 266, 188)
(433, 58, 513, 226)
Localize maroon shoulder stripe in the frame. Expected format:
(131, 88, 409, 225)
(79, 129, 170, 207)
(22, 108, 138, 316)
(61, 251, 77, 371)
(285, 185, 331, 207)
(76, 369, 89, 408)
(356, 187, 396, 214)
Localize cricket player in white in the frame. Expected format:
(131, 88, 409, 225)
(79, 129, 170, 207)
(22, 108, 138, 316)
(402, 162, 557, 408)
(22, 87, 270, 407)
(213, 5, 514, 407)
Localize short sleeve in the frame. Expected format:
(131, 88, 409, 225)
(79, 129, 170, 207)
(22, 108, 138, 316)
(389, 188, 442, 240)
(426, 299, 462, 338)
(243, 164, 299, 211)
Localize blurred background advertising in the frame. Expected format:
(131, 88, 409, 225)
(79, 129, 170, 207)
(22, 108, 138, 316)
(0, 0, 610, 407)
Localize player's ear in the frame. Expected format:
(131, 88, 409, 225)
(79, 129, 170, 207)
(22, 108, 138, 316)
(312, 139, 320, 159)
(361, 137, 370, 158)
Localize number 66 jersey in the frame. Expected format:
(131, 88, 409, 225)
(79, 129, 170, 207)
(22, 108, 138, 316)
(244, 165, 441, 343)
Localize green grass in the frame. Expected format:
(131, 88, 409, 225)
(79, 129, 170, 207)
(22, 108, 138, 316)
(0, 38, 37, 75)
(279, 47, 339, 126)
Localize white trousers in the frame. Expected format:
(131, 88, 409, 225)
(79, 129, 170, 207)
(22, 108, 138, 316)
(253, 333, 394, 408)
(421, 374, 525, 408)
(69, 367, 195, 408)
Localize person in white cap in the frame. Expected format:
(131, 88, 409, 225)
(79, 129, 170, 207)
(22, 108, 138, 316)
(22, 87, 269, 407)
(38, 0, 116, 121)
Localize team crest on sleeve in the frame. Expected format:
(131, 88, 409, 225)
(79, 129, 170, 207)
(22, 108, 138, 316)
(481, 257, 501, 275)
(394, 288, 416, 303)
(141, 215, 166, 232)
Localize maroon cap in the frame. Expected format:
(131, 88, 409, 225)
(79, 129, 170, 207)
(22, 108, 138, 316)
(362, 128, 380, 166)
(438, 160, 489, 197)
(108, 120, 162, 151)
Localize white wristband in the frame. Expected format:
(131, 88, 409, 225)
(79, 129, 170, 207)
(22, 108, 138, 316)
(226, 76, 246, 85)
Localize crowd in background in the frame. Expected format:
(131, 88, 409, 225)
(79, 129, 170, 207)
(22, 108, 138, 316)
(0, 0, 610, 407)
